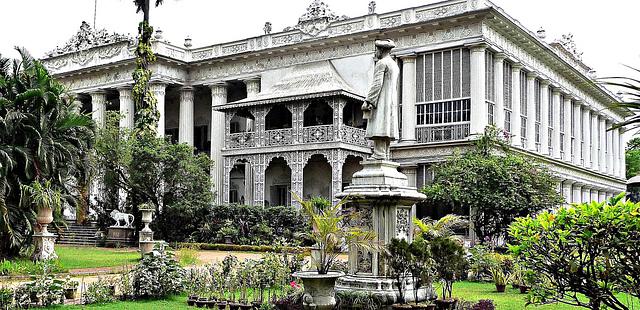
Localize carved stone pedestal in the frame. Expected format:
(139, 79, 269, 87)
(106, 226, 136, 247)
(32, 232, 58, 261)
(335, 160, 434, 304)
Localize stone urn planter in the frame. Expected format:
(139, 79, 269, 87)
(32, 206, 58, 261)
(293, 270, 344, 310)
(36, 206, 54, 232)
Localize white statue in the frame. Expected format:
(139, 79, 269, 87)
(361, 39, 399, 160)
(110, 210, 135, 228)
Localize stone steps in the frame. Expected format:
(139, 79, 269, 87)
(57, 221, 99, 246)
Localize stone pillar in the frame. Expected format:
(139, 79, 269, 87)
(244, 161, 254, 205)
(612, 127, 620, 178)
(525, 72, 537, 151)
(582, 185, 591, 203)
(606, 120, 614, 175)
(551, 89, 561, 159)
(563, 95, 573, 162)
(244, 77, 260, 130)
(572, 102, 582, 166)
(572, 183, 582, 204)
(591, 112, 599, 171)
(179, 86, 194, 146)
(581, 105, 591, 168)
(619, 129, 626, 178)
(599, 116, 606, 174)
(149, 83, 167, 138)
(400, 55, 417, 142)
(561, 180, 573, 205)
(118, 87, 134, 129)
(210, 82, 227, 204)
(493, 54, 506, 130)
(598, 190, 606, 202)
(470, 45, 487, 135)
(539, 80, 550, 155)
(90, 91, 107, 128)
(510, 64, 523, 147)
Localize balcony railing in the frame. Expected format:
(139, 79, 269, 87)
(302, 125, 334, 143)
(415, 123, 470, 143)
(341, 126, 368, 147)
(228, 132, 256, 149)
(265, 128, 294, 146)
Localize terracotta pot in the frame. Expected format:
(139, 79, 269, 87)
(495, 284, 506, 293)
(64, 288, 76, 299)
(293, 270, 344, 310)
(434, 299, 457, 310)
(519, 285, 530, 294)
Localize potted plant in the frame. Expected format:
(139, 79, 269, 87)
(63, 276, 78, 299)
(489, 267, 511, 293)
(430, 237, 466, 310)
(292, 194, 380, 310)
(21, 180, 62, 261)
(218, 220, 238, 245)
(409, 238, 434, 310)
(386, 238, 413, 309)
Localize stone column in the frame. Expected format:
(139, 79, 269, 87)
(244, 161, 254, 205)
(598, 190, 606, 202)
(470, 45, 487, 135)
(539, 80, 550, 155)
(493, 54, 506, 130)
(581, 185, 591, 203)
(210, 82, 228, 204)
(149, 83, 167, 138)
(591, 112, 599, 171)
(612, 127, 620, 178)
(581, 104, 591, 168)
(179, 86, 194, 146)
(599, 116, 606, 173)
(561, 180, 573, 205)
(400, 55, 417, 142)
(551, 89, 562, 159)
(619, 129, 626, 178)
(118, 87, 134, 129)
(244, 77, 261, 130)
(563, 95, 573, 162)
(572, 102, 582, 166)
(572, 183, 582, 204)
(525, 72, 537, 151)
(606, 120, 614, 175)
(90, 91, 107, 128)
(510, 64, 523, 147)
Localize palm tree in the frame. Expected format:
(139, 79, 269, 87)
(601, 66, 640, 131)
(0, 48, 94, 257)
(413, 214, 468, 242)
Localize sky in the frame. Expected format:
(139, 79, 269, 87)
(0, 0, 638, 79)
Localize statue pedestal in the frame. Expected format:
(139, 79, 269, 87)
(32, 232, 58, 261)
(335, 160, 434, 304)
(106, 226, 135, 247)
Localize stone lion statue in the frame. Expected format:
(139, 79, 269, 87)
(110, 210, 134, 228)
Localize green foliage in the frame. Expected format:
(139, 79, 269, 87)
(336, 290, 385, 310)
(626, 137, 640, 178)
(385, 238, 412, 303)
(409, 238, 434, 303)
(14, 272, 65, 307)
(83, 277, 116, 305)
(509, 193, 640, 310)
(421, 126, 563, 244)
(0, 258, 64, 276)
(294, 194, 379, 274)
(0, 286, 11, 308)
(431, 236, 467, 300)
(132, 250, 185, 299)
(0, 49, 94, 257)
(192, 204, 310, 246)
(601, 66, 640, 131)
(414, 214, 467, 241)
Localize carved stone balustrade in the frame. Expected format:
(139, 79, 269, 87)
(265, 128, 294, 146)
(340, 126, 368, 147)
(303, 125, 335, 143)
(415, 123, 470, 144)
(228, 132, 256, 149)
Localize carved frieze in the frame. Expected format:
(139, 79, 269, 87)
(45, 21, 132, 57)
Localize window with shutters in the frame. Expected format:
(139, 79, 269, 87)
(415, 48, 471, 143)
(485, 51, 495, 125)
(548, 88, 554, 154)
(559, 94, 565, 156)
(570, 100, 575, 161)
(534, 79, 541, 151)
(520, 71, 528, 146)
(503, 62, 513, 133)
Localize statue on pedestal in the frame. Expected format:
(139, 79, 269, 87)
(362, 39, 400, 160)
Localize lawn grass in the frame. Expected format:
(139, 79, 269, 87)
(53, 295, 188, 309)
(56, 246, 140, 270)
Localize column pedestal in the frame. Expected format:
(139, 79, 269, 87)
(32, 232, 57, 261)
(335, 160, 434, 304)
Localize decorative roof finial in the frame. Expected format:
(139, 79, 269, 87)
(264, 22, 272, 35)
(288, 0, 347, 36)
(154, 28, 163, 40)
(556, 33, 583, 61)
(45, 21, 131, 57)
(184, 36, 192, 48)
(368, 1, 377, 14)
(536, 27, 546, 39)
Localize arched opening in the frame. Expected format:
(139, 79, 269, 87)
(229, 159, 250, 204)
(303, 101, 333, 126)
(230, 109, 255, 134)
(265, 105, 292, 130)
(343, 101, 365, 129)
(341, 155, 364, 190)
(264, 157, 291, 206)
(303, 154, 332, 200)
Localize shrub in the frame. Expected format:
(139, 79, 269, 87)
(385, 238, 412, 304)
(336, 291, 384, 310)
(83, 277, 116, 305)
(471, 299, 495, 310)
(132, 250, 185, 299)
(509, 194, 640, 309)
(0, 258, 65, 276)
(431, 236, 467, 301)
(14, 273, 65, 307)
(177, 246, 200, 266)
(0, 287, 12, 308)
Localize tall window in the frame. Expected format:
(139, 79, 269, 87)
(548, 88, 554, 154)
(559, 94, 565, 155)
(520, 71, 528, 146)
(415, 48, 471, 143)
(534, 79, 541, 151)
(503, 62, 513, 133)
(570, 100, 575, 161)
(485, 51, 495, 125)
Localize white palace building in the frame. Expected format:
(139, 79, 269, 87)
(42, 0, 628, 217)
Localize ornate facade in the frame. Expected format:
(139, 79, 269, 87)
(42, 0, 628, 212)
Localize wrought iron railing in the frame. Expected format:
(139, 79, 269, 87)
(228, 132, 256, 149)
(265, 128, 294, 146)
(340, 126, 368, 147)
(415, 123, 470, 143)
(302, 125, 334, 143)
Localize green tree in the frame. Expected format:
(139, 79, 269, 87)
(626, 137, 640, 179)
(0, 49, 94, 257)
(509, 194, 640, 310)
(601, 66, 640, 131)
(421, 126, 563, 244)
